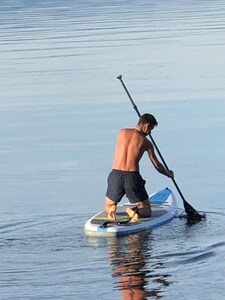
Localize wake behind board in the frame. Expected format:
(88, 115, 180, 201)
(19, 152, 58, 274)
(84, 188, 178, 237)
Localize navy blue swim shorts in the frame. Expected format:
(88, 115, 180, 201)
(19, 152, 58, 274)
(106, 169, 149, 204)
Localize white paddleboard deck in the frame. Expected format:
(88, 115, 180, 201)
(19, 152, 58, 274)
(84, 188, 178, 237)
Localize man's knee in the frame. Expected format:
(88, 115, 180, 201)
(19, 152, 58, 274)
(138, 207, 151, 218)
(136, 200, 151, 218)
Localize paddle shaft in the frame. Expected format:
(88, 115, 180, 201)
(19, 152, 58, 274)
(117, 75, 199, 215)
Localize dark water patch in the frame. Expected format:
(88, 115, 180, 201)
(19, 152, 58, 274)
(172, 251, 215, 266)
(150, 233, 225, 271)
(206, 241, 225, 250)
(0, 220, 35, 231)
(205, 210, 225, 217)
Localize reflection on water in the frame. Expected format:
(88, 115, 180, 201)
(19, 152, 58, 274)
(107, 234, 170, 299)
(1, 0, 225, 109)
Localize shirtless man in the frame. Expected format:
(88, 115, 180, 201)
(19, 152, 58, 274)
(105, 113, 174, 222)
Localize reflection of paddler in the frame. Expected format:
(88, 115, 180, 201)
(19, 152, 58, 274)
(107, 234, 169, 300)
(108, 234, 148, 300)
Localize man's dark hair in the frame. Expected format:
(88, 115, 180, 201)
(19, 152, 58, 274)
(138, 113, 158, 127)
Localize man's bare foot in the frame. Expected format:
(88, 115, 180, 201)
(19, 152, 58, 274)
(126, 207, 139, 222)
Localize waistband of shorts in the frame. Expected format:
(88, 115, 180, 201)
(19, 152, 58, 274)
(112, 169, 140, 174)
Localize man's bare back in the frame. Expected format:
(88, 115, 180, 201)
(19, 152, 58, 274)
(113, 128, 149, 172)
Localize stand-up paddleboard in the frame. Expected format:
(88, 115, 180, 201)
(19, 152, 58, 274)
(84, 187, 178, 237)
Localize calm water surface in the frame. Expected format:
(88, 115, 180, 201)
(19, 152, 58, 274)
(1, 0, 225, 299)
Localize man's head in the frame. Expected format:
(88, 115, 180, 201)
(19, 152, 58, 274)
(137, 113, 158, 135)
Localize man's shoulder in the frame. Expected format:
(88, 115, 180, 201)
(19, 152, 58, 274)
(120, 128, 133, 134)
(121, 127, 133, 131)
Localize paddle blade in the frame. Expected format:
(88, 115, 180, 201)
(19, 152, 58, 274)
(183, 200, 206, 224)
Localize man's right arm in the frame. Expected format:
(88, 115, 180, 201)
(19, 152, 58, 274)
(146, 141, 174, 178)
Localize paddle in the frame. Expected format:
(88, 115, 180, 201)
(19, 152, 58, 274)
(117, 74, 205, 223)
